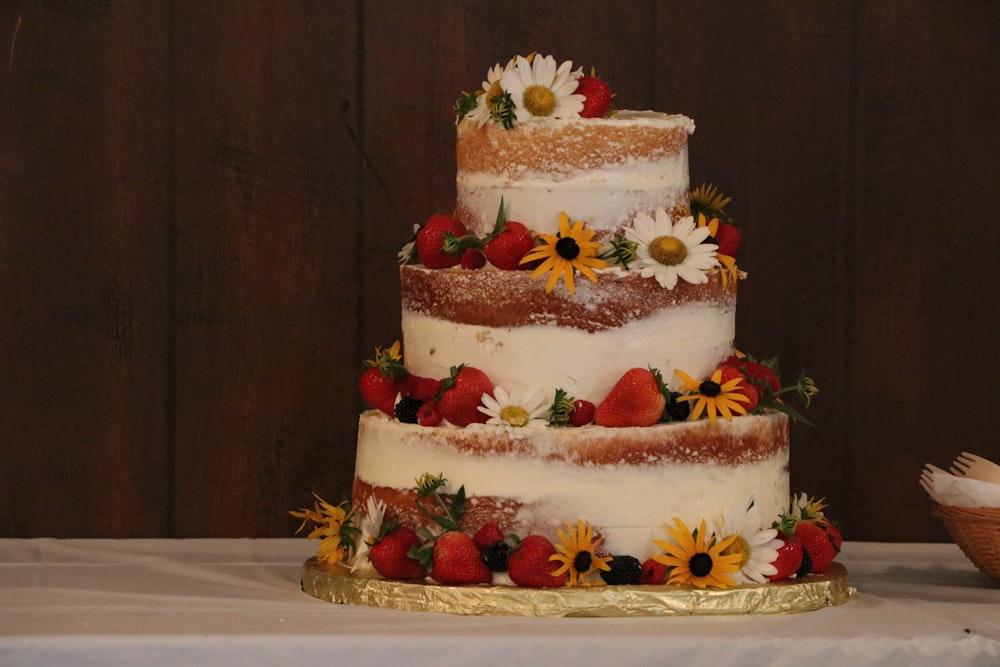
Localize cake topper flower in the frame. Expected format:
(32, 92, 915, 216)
(461, 62, 507, 127)
(520, 212, 609, 293)
(714, 501, 782, 584)
(550, 520, 613, 587)
(673, 367, 751, 423)
(478, 385, 550, 437)
(624, 208, 719, 289)
(696, 213, 740, 286)
(500, 54, 585, 125)
(652, 517, 742, 589)
(289, 494, 358, 566)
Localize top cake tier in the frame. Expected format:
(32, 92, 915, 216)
(456, 111, 695, 238)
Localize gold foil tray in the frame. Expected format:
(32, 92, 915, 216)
(301, 559, 853, 617)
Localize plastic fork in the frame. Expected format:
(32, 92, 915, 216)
(950, 452, 1000, 485)
(920, 464, 947, 504)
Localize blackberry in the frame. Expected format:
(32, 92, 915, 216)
(394, 395, 423, 424)
(663, 391, 691, 422)
(482, 541, 512, 572)
(600, 555, 642, 585)
(796, 548, 813, 578)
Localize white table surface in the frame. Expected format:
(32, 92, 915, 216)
(1, 538, 999, 666)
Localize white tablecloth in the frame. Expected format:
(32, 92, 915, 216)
(1, 538, 998, 666)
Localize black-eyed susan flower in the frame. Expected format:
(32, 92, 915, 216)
(695, 213, 740, 287)
(520, 212, 609, 293)
(652, 517, 742, 589)
(674, 368, 751, 423)
(690, 182, 733, 221)
(624, 208, 718, 290)
(550, 520, 613, 587)
(289, 494, 357, 566)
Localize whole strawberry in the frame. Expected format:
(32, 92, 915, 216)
(484, 220, 535, 270)
(594, 367, 667, 427)
(767, 532, 804, 581)
(369, 525, 426, 580)
(575, 75, 613, 118)
(724, 355, 780, 402)
(714, 221, 742, 257)
(437, 365, 494, 427)
(507, 535, 564, 588)
(416, 214, 469, 269)
(358, 341, 408, 416)
(793, 520, 837, 574)
(429, 531, 493, 585)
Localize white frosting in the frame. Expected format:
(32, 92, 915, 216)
(402, 297, 734, 402)
(456, 153, 690, 237)
(355, 411, 789, 561)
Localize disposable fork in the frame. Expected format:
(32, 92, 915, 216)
(950, 452, 1000, 485)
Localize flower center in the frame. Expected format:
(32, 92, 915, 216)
(522, 85, 557, 116)
(698, 380, 722, 397)
(499, 405, 531, 427)
(573, 550, 593, 573)
(689, 552, 713, 577)
(555, 236, 581, 260)
(648, 235, 688, 265)
(720, 534, 751, 568)
(485, 80, 503, 102)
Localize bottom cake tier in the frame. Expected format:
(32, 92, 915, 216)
(352, 409, 790, 562)
(300, 560, 852, 616)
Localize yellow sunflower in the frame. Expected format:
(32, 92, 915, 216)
(674, 368, 751, 423)
(549, 520, 613, 587)
(289, 494, 355, 566)
(652, 517, 742, 589)
(695, 213, 739, 287)
(520, 213, 608, 294)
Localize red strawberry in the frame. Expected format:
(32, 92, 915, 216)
(484, 220, 535, 270)
(570, 399, 596, 427)
(767, 532, 804, 581)
(400, 374, 444, 403)
(415, 214, 469, 269)
(416, 401, 442, 426)
(594, 368, 667, 427)
(358, 342, 407, 416)
(507, 535, 564, 588)
(369, 526, 426, 580)
(437, 365, 494, 427)
(460, 247, 486, 269)
(714, 221, 742, 257)
(640, 558, 667, 585)
(473, 521, 506, 551)
(793, 520, 837, 574)
(824, 522, 843, 551)
(717, 364, 758, 413)
(575, 75, 613, 119)
(429, 531, 493, 585)
(724, 355, 780, 401)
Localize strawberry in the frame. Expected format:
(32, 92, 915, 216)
(714, 221, 742, 257)
(369, 526, 426, 580)
(594, 367, 667, 427)
(717, 364, 758, 413)
(415, 214, 470, 269)
(570, 399, 596, 427)
(640, 558, 667, 585)
(400, 374, 444, 403)
(575, 75, 613, 118)
(473, 521, 506, 551)
(484, 220, 535, 270)
(436, 365, 494, 427)
(793, 520, 837, 574)
(358, 342, 408, 416)
(416, 401, 442, 426)
(460, 247, 486, 269)
(723, 355, 780, 402)
(507, 535, 564, 588)
(767, 532, 804, 581)
(429, 531, 493, 585)
(824, 522, 843, 550)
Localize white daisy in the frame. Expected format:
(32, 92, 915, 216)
(478, 385, 550, 437)
(625, 208, 719, 289)
(500, 54, 584, 124)
(714, 501, 782, 584)
(397, 223, 420, 265)
(349, 496, 386, 572)
(465, 62, 507, 127)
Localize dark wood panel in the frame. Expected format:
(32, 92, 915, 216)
(169, 1, 361, 536)
(0, 3, 171, 537)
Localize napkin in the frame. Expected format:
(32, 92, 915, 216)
(932, 471, 1000, 508)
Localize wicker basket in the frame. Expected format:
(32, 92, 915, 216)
(933, 505, 1000, 582)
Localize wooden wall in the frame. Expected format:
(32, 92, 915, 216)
(2, 1, 998, 541)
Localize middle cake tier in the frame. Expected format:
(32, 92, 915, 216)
(400, 264, 737, 402)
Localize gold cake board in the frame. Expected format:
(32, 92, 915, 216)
(301, 558, 853, 617)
